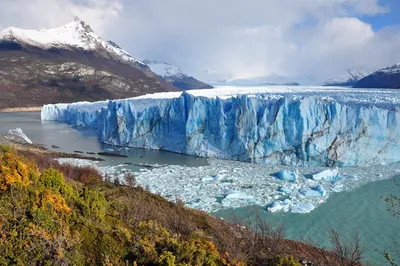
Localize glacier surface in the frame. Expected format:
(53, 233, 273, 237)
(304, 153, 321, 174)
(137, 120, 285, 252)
(42, 86, 400, 167)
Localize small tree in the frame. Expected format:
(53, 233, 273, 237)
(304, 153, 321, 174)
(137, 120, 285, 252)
(304, 228, 365, 266)
(328, 228, 365, 266)
(113, 177, 121, 186)
(124, 171, 137, 187)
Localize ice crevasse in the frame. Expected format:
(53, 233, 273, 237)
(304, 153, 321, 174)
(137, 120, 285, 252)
(42, 90, 400, 166)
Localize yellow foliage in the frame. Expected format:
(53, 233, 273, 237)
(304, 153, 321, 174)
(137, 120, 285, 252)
(41, 189, 71, 214)
(0, 151, 36, 190)
(272, 255, 300, 266)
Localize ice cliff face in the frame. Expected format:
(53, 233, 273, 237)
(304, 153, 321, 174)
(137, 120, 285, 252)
(42, 87, 400, 167)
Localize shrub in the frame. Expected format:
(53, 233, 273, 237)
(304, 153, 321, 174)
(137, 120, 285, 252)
(0, 147, 241, 265)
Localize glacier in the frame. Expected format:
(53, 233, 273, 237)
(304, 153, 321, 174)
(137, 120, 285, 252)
(41, 86, 400, 167)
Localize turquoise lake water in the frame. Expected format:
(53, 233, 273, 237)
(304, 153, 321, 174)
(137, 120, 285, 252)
(215, 178, 400, 264)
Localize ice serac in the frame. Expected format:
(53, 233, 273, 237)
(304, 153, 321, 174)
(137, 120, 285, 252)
(94, 92, 399, 167)
(42, 87, 400, 167)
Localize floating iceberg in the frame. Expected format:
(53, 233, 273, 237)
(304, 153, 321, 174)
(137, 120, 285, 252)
(300, 185, 327, 197)
(5, 128, 32, 144)
(272, 170, 298, 182)
(310, 168, 339, 181)
(42, 86, 400, 167)
(290, 203, 316, 214)
(268, 200, 291, 213)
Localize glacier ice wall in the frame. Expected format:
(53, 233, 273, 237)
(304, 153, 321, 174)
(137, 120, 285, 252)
(42, 91, 400, 166)
(41, 101, 106, 127)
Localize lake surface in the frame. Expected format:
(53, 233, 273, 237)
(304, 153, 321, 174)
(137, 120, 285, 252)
(0, 112, 208, 171)
(1, 111, 399, 264)
(214, 178, 400, 264)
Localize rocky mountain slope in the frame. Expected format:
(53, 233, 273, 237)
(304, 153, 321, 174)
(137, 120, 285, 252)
(323, 69, 369, 86)
(143, 60, 212, 90)
(353, 63, 400, 89)
(0, 18, 175, 108)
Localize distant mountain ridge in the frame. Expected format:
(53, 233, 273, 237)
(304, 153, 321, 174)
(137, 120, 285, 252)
(353, 63, 400, 89)
(323, 69, 369, 86)
(143, 60, 213, 90)
(0, 18, 175, 108)
(209, 75, 315, 86)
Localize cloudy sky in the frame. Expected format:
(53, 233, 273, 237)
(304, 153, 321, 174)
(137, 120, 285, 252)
(0, 0, 399, 82)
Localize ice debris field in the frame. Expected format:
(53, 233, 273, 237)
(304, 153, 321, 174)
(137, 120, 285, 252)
(58, 156, 400, 213)
(42, 86, 400, 213)
(42, 86, 400, 166)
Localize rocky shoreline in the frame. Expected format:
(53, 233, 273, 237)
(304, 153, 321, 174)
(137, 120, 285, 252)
(0, 134, 104, 161)
(0, 107, 42, 112)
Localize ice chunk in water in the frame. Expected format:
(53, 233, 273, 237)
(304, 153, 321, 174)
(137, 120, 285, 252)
(315, 185, 327, 197)
(268, 200, 291, 212)
(290, 203, 315, 213)
(272, 170, 298, 182)
(300, 185, 327, 197)
(225, 192, 254, 199)
(310, 168, 338, 181)
(5, 128, 33, 144)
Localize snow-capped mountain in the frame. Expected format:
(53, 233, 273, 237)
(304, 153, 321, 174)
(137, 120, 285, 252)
(0, 17, 146, 68)
(143, 60, 212, 90)
(323, 69, 370, 86)
(209, 75, 318, 86)
(354, 63, 400, 89)
(0, 18, 175, 108)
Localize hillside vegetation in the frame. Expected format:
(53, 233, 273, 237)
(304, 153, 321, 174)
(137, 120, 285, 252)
(0, 145, 349, 265)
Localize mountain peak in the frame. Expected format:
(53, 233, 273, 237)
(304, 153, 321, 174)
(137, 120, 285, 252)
(0, 20, 144, 68)
(323, 69, 370, 86)
(144, 60, 185, 78)
(73, 16, 82, 23)
(72, 17, 94, 34)
(377, 63, 400, 75)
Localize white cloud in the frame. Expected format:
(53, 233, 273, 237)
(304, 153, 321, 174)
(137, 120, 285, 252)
(0, 0, 123, 35)
(0, 0, 399, 82)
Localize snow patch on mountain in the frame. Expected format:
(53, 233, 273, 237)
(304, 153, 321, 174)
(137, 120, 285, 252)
(376, 63, 400, 75)
(323, 69, 370, 86)
(143, 60, 212, 90)
(143, 60, 185, 78)
(0, 17, 145, 67)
